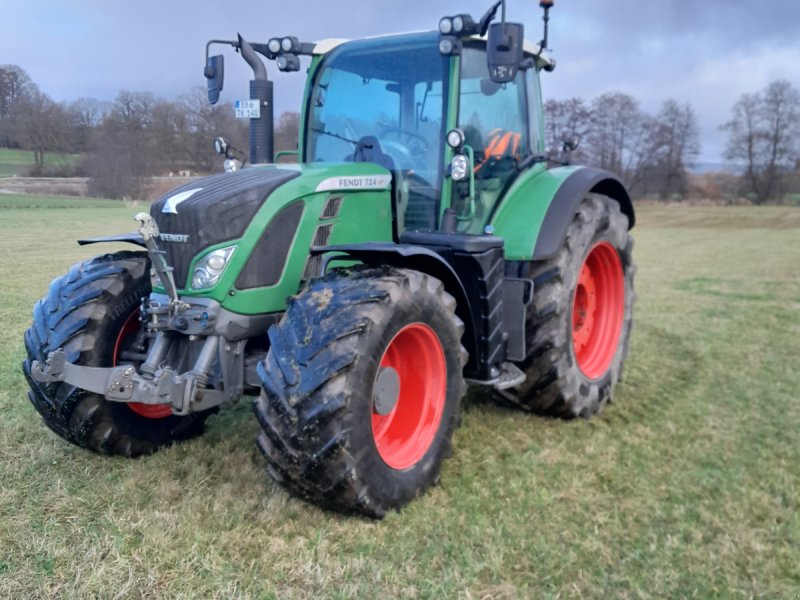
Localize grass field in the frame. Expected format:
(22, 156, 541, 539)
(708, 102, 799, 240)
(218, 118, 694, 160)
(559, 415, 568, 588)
(0, 149, 81, 178)
(1, 194, 798, 598)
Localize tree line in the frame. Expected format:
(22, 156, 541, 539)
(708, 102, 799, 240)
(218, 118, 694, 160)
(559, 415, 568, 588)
(1, 63, 799, 203)
(544, 80, 800, 204)
(0, 64, 299, 199)
(544, 94, 701, 200)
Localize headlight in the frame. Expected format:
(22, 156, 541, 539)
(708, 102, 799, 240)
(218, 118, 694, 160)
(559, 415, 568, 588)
(192, 246, 236, 290)
(450, 154, 469, 181)
(224, 158, 239, 173)
(439, 18, 453, 35)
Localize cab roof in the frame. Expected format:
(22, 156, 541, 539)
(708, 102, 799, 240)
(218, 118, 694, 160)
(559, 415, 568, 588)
(312, 32, 555, 70)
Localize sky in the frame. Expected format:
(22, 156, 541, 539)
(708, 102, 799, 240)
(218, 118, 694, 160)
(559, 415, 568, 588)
(2, 0, 799, 163)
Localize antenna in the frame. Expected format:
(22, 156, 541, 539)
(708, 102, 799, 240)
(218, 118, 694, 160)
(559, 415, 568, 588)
(539, 0, 553, 50)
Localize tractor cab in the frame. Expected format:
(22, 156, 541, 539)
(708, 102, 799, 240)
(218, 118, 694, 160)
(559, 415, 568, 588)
(303, 32, 550, 236)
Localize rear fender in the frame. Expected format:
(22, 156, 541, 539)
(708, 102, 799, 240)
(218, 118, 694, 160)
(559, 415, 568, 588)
(491, 165, 634, 261)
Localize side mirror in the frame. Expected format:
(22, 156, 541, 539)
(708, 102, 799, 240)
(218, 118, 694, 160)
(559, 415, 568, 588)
(487, 22, 524, 83)
(204, 54, 225, 105)
(561, 135, 580, 153)
(213, 136, 229, 156)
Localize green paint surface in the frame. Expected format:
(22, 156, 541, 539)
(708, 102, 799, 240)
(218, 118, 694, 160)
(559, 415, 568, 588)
(490, 165, 581, 260)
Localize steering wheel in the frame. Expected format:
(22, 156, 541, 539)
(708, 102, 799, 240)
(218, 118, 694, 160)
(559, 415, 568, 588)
(379, 127, 430, 170)
(380, 127, 429, 153)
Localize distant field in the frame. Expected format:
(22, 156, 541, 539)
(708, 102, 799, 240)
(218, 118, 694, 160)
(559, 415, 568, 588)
(0, 148, 81, 177)
(0, 196, 798, 598)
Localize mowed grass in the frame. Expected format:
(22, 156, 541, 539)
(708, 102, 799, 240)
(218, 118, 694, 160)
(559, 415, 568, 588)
(0, 148, 81, 177)
(0, 195, 798, 598)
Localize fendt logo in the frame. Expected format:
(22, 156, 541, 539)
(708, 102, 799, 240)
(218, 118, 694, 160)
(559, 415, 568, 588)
(159, 233, 190, 243)
(162, 188, 203, 214)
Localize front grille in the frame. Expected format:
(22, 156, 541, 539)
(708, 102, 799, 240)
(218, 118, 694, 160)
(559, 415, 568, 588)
(235, 201, 304, 290)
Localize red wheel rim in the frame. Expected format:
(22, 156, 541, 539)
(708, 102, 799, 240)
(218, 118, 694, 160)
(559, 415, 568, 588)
(371, 323, 447, 470)
(114, 311, 172, 419)
(572, 241, 625, 380)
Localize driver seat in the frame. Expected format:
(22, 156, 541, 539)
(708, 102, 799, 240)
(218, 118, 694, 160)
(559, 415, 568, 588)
(346, 136, 396, 171)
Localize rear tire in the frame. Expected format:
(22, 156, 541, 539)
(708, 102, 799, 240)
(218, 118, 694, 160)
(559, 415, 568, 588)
(22, 251, 214, 457)
(500, 194, 635, 418)
(254, 267, 468, 518)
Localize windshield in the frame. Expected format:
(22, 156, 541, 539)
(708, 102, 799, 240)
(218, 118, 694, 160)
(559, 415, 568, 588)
(305, 33, 449, 210)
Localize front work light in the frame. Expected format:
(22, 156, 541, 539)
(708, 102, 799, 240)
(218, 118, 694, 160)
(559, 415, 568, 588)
(446, 128, 466, 150)
(439, 37, 462, 55)
(450, 154, 469, 182)
(277, 54, 301, 72)
(440, 14, 478, 36)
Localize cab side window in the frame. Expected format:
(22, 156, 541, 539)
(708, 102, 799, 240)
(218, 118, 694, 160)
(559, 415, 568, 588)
(459, 47, 529, 175)
(456, 46, 529, 232)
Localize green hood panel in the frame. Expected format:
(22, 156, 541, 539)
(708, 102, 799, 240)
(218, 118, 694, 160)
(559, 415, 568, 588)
(172, 162, 394, 315)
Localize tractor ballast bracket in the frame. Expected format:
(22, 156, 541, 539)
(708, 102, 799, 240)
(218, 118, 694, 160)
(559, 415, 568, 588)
(30, 348, 225, 415)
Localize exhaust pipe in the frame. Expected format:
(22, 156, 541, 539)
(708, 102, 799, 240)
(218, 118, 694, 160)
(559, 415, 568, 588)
(237, 34, 274, 165)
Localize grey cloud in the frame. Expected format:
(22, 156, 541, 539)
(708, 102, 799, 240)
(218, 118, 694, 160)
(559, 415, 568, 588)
(2, 0, 799, 161)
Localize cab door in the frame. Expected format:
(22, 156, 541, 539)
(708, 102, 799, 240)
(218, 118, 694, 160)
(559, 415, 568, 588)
(452, 45, 536, 233)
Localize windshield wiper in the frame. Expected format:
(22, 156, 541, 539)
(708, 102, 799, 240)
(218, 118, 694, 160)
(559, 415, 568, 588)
(311, 127, 372, 149)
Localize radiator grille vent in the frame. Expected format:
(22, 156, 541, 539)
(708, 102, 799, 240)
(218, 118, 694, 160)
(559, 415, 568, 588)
(321, 196, 342, 219)
(304, 223, 334, 281)
(312, 224, 333, 247)
(304, 255, 323, 280)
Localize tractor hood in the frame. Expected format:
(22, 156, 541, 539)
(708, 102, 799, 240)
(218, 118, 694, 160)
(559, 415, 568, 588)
(150, 167, 301, 288)
(149, 163, 393, 290)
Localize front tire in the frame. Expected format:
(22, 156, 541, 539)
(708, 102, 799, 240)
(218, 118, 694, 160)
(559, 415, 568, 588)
(500, 194, 635, 418)
(22, 252, 214, 457)
(255, 267, 468, 518)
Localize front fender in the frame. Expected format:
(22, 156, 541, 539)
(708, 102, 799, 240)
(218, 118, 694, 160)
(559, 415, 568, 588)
(77, 233, 145, 248)
(490, 165, 634, 261)
(312, 242, 480, 377)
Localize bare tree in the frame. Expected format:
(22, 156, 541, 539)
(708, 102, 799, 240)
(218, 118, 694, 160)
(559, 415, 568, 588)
(648, 100, 701, 199)
(543, 98, 592, 165)
(0, 64, 36, 146)
(67, 97, 109, 152)
(149, 99, 190, 173)
(722, 80, 800, 204)
(586, 92, 654, 195)
(12, 89, 71, 174)
(86, 91, 156, 199)
(178, 87, 248, 173)
(274, 111, 300, 161)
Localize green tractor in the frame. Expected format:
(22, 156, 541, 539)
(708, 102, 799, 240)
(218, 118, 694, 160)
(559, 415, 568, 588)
(24, 1, 635, 517)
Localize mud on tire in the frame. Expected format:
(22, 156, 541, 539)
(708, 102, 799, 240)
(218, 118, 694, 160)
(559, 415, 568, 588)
(22, 251, 213, 457)
(500, 194, 635, 418)
(255, 266, 468, 518)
